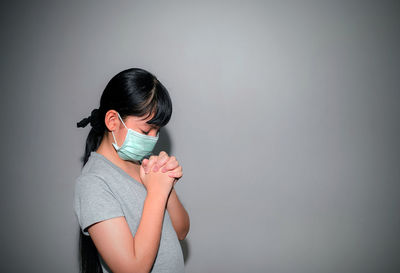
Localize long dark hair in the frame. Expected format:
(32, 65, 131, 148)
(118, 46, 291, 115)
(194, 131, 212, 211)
(75, 68, 173, 273)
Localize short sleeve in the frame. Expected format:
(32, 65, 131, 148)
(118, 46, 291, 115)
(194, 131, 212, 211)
(73, 174, 125, 236)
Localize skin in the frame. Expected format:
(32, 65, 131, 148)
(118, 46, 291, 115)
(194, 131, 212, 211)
(90, 109, 190, 273)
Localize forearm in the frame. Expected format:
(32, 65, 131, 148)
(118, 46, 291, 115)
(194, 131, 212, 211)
(166, 188, 190, 240)
(133, 190, 169, 272)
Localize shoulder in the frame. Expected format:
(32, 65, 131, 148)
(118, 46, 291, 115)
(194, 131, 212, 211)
(73, 173, 125, 236)
(80, 152, 114, 178)
(75, 172, 105, 187)
(74, 173, 111, 198)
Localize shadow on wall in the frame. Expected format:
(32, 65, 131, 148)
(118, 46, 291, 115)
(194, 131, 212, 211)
(180, 239, 190, 263)
(152, 128, 191, 264)
(153, 127, 173, 156)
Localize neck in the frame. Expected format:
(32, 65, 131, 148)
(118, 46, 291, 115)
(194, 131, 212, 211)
(95, 132, 141, 180)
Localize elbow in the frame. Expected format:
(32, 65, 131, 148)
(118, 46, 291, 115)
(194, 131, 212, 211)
(177, 220, 190, 241)
(177, 230, 188, 241)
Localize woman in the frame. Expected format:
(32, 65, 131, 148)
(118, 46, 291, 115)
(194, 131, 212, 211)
(74, 68, 189, 273)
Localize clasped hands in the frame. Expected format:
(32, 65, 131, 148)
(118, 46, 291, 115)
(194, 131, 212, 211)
(139, 151, 183, 188)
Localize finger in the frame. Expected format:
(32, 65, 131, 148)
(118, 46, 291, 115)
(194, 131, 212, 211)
(168, 173, 182, 180)
(161, 156, 178, 172)
(168, 168, 182, 179)
(166, 165, 182, 176)
(141, 158, 149, 168)
(158, 150, 169, 158)
(147, 155, 158, 174)
(153, 151, 169, 172)
(174, 166, 183, 179)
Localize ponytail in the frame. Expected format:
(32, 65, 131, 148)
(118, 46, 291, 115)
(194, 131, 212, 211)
(76, 108, 106, 166)
(76, 108, 106, 273)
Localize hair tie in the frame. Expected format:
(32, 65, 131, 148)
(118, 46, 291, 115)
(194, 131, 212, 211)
(76, 108, 105, 134)
(76, 115, 91, 128)
(90, 109, 105, 133)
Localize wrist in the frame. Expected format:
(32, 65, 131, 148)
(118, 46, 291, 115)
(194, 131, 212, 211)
(147, 187, 172, 200)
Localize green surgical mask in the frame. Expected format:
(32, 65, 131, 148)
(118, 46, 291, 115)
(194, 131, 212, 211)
(111, 112, 159, 162)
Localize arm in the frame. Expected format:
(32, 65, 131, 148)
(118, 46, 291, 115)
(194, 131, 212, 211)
(142, 153, 189, 240)
(87, 171, 174, 273)
(88, 191, 168, 273)
(166, 188, 190, 240)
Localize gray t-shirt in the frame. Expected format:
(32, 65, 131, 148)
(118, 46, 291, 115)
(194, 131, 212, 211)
(73, 151, 185, 273)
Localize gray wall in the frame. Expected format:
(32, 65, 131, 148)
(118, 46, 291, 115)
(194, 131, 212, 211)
(1, 1, 399, 273)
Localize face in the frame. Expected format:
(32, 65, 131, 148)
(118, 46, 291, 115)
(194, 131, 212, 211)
(106, 110, 161, 148)
(122, 113, 160, 137)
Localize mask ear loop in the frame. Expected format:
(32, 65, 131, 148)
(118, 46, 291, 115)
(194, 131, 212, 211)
(111, 131, 119, 147)
(111, 112, 129, 147)
(117, 112, 129, 129)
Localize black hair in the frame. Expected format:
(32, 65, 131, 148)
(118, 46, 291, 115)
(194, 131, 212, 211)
(75, 67, 173, 273)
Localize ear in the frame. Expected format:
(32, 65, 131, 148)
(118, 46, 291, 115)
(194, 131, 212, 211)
(104, 110, 120, 131)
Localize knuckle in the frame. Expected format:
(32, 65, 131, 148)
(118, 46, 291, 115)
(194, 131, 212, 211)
(168, 161, 175, 168)
(157, 160, 165, 167)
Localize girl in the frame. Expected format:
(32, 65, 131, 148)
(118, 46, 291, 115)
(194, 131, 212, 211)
(74, 68, 189, 273)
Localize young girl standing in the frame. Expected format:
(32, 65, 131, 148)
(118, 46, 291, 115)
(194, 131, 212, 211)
(74, 68, 189, 273)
